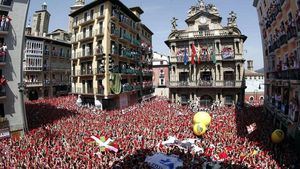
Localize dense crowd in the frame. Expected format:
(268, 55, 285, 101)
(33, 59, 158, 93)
(0, 95, 299, 168)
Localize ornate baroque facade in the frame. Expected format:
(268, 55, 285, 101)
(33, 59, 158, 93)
(165, 0, 247, 106)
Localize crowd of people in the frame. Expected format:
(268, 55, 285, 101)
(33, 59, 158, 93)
(0, 95, 299, 168)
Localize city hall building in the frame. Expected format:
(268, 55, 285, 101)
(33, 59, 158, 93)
(166, 0, 247, 106)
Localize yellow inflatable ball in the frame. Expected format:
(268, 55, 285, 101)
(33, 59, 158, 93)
(193, 111, 211, 126)
(193, 123, 207, 136)
(271, 129, 284, 144)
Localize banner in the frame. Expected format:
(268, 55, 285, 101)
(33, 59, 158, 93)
(145, 153, 183, 169)
(160, 136, 203, 153)
(0, 128, 10, 139)
(91, 136, 118, 153)
(246, 123, 257, 134)
(221, 47, 234, 59)
(184, 47, 188, 65)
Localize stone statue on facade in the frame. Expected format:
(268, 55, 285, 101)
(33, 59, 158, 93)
(198, 0, 205, 11)
(171, 17, 178, 31)
(75, 0, 85, 6)
(227, 11, 237, 27)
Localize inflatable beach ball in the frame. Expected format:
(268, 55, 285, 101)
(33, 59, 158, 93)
(271, 129, 284, 144)
(193, 123, 207, 136)
(193, 111, 211, 126)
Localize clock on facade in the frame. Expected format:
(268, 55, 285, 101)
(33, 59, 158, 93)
(199, 16, 207, 24)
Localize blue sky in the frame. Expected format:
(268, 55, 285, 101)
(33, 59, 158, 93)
(28, 0, 263, 69)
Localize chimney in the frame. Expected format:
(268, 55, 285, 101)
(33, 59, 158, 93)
(129, 7, 144, 19)
(247, 60, 254, 71)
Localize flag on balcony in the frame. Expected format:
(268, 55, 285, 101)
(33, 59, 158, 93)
(202, 48, 208, 61)
(184, 47, 188, 65)
(210, 46, 216, 63)
(197, 44, 201, 64)
(176, 49, 184, 62)
(191, 44, 196, 65)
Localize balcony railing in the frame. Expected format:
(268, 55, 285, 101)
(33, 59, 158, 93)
(78, 69, 93, 76)
(170, 81, 191, 87)
(111, 29, 120, 37)
(0, 0, 12, 6)
(93, 29, 104, 36)
(0, 55, 5, 64)
(94, 68, 104, 74)
(178, 29, 230, 39)
(267, 69, 300, 81)
(169, 80, 242, 87)
(132, 39, 140, 46)
(25, 81, 43, 87)
(223, 80, 235, 87)
(121, 33, 132, 42)
(198, 80, 214, 86)
(0, 18, 10, 33)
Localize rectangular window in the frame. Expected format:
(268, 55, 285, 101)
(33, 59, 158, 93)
(84, 12, 88, 21)
(100, 5, 104, 16)
(99, 21, 103, 33)
(90, 10, 94, 19)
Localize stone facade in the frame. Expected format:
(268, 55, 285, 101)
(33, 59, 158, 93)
(166, 0, 246, 107)
(31, 2, 50, 37)
(69, 1, 153, 109)
(152, 52, 169, 98)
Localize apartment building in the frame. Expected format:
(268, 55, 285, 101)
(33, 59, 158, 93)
(69, 0, 153, 109)
(0, 0, 30, 139)
(23, 3, 71, 100)
(166, 0, 246, 107)
(253, 0, 300, 152)
(23, 35, 71, 100)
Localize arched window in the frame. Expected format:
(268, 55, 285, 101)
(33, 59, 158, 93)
(237, 64, 241, 80)
(249, 96, 254, 102)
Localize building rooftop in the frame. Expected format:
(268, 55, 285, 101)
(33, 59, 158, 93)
(25, 35, 71, 46)
(245, 69, 263, 77)
(69, 0, 141, 22)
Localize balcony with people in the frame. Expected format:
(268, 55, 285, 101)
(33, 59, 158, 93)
(0, 42, 7, 65)
(79, 62, 93, 76)
(198, 71, 213, 87)
(267, 14, 297, 54)
(95, 80, 104, 95)
(79, 80, 93, 95)
(94, 43, 104, 56)
(0, 15, 11, 34)
(120, 47, 141, 60)
(0, 0, 12, 6)
(24, 75, 43, 87)
(0, 80, 6, 100)
(263, 0, 285, 29)
(223, 71, 235, 87)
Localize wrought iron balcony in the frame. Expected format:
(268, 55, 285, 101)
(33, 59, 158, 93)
(223, 80, 235, 87)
